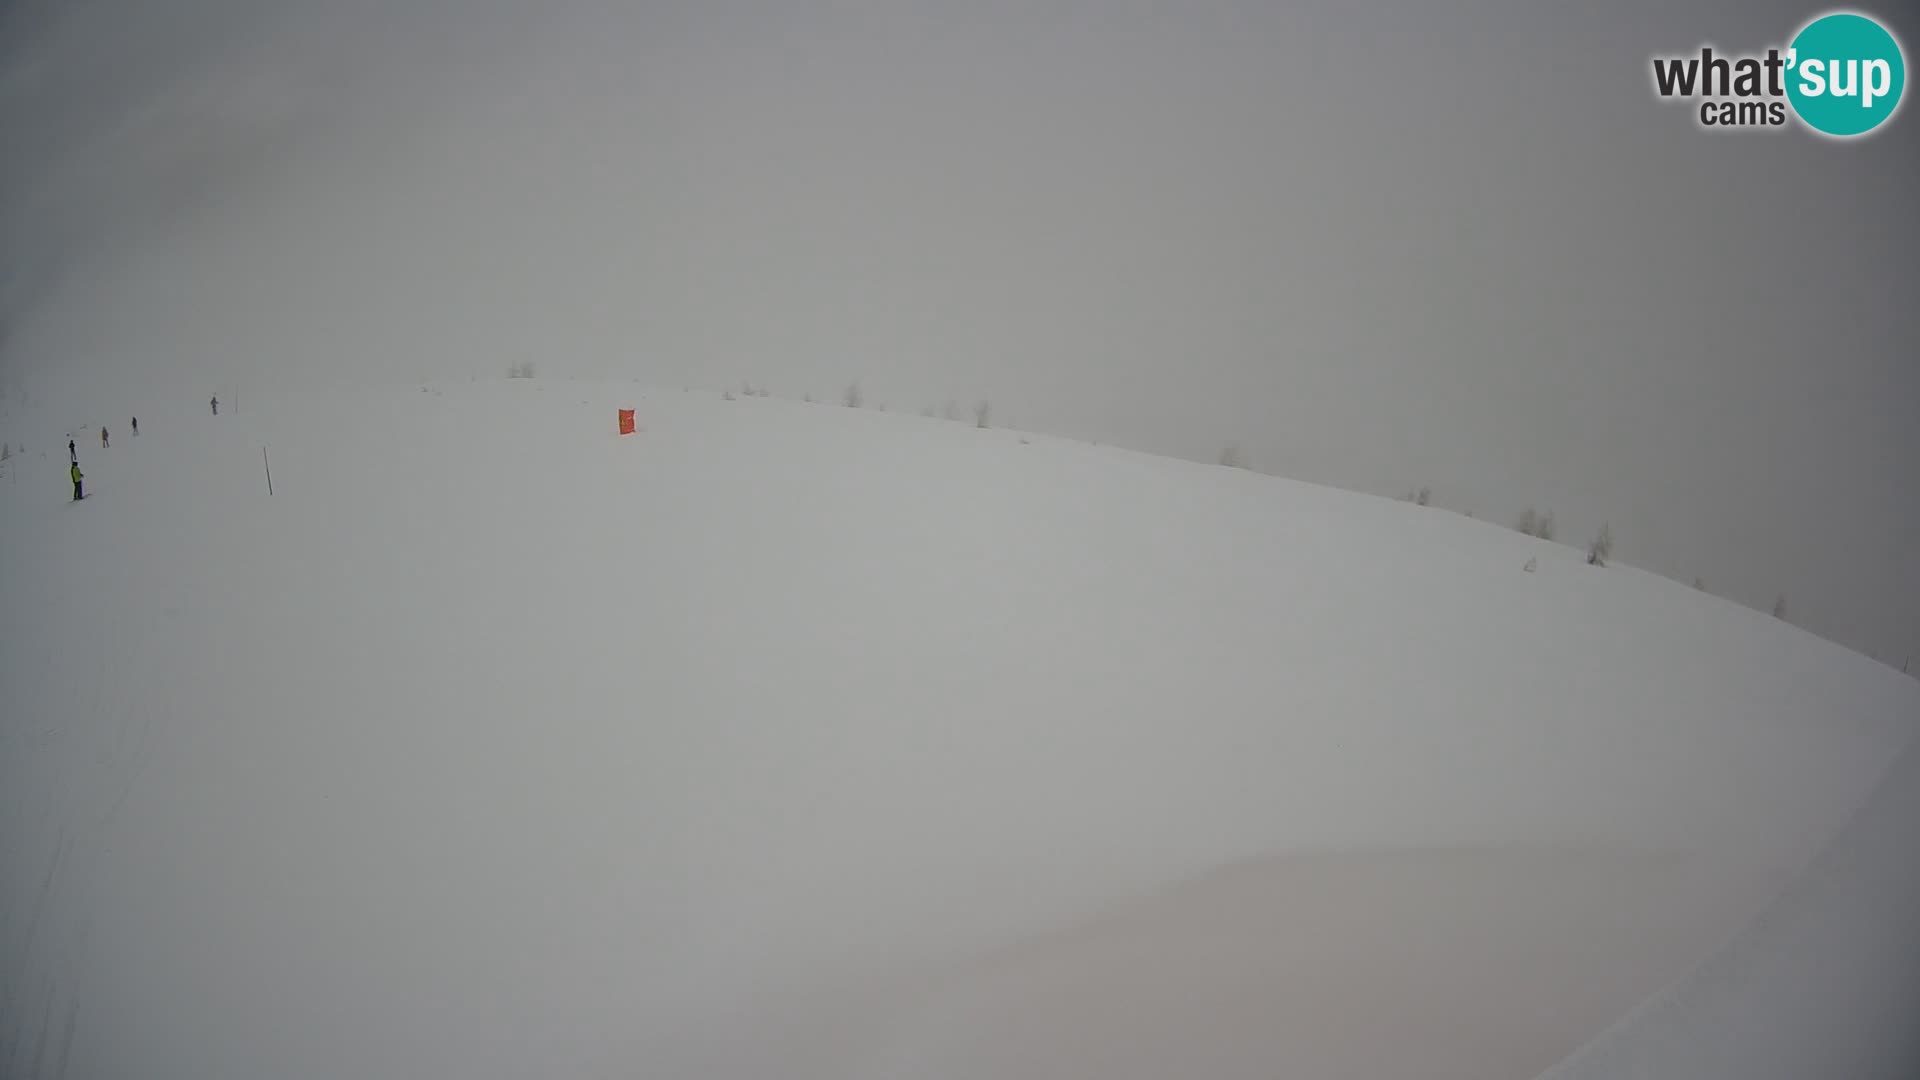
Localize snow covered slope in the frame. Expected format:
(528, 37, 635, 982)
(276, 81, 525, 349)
(1536, 734, 1920, 1080)
(1, 381, 1914, 1079)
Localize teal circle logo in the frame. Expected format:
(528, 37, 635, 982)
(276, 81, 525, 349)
(1786, 12, 1906, 137)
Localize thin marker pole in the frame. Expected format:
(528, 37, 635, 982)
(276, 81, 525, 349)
(263, 446, 274, 496)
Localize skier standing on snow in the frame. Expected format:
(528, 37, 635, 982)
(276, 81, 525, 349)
(68, 437, 76, 463)
(70, 462, 84, 501)
(101, 427, 109, 448)
(132, 417, 139, 436)
(210, 395, 219, 416)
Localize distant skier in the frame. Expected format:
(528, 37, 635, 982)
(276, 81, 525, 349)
(132, 417, 139, 436)
(70, 462, 84, 501)
(68, 437, 76, 463)
(210, 395, 219, 416)
(101, 427, 110, 448)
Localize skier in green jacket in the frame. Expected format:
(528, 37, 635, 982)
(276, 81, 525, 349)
(70, 462, 84, 501)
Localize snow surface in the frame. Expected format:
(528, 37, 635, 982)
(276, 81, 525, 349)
(1, 381, 1915, 1079)
(1535, 734, 1920, 1080)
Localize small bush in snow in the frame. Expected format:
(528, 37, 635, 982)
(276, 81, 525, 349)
(803, 392, 813, 403)
(844, 383, 863, 408)
(1587, 523, 1613, 566)
(1693, 577, 1707, 591)
(1219, 443, 1243, 468)
(722, 389, 736, 401)
(1773, 594, 1788, 619)
(1524, 557, 1537, 573)
(508, 362, 536, 379)
(1516, 507, 1537, 535)
(1535, 512, 1555, 542)
(975, 401, 991, 429)
(1416, 486, 1431, 506)
(0, 443, 9, 462)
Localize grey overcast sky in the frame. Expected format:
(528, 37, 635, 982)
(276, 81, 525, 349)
(1, 0, 1915, 665)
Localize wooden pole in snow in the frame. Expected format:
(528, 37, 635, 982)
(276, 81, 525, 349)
(263, 446, 273, 496)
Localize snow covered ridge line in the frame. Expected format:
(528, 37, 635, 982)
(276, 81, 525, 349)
(3, 374, 1884, 669)
(711, 377, 1856, 656)
(719, 378, 996, 431)
(1533, 736, 1920, 1080)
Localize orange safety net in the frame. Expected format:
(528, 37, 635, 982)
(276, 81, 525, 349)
(618, 409, 636, 435)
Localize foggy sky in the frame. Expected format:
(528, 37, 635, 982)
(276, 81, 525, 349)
(1, 0, 1915, 666)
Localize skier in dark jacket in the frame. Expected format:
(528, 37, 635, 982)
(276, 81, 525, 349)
(70, 462, 84, 501)
(101, 427, 109, 448)
(132, 417, 139, 436)
(68, 437, 76, 463)
(210, 395, 219, 416)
